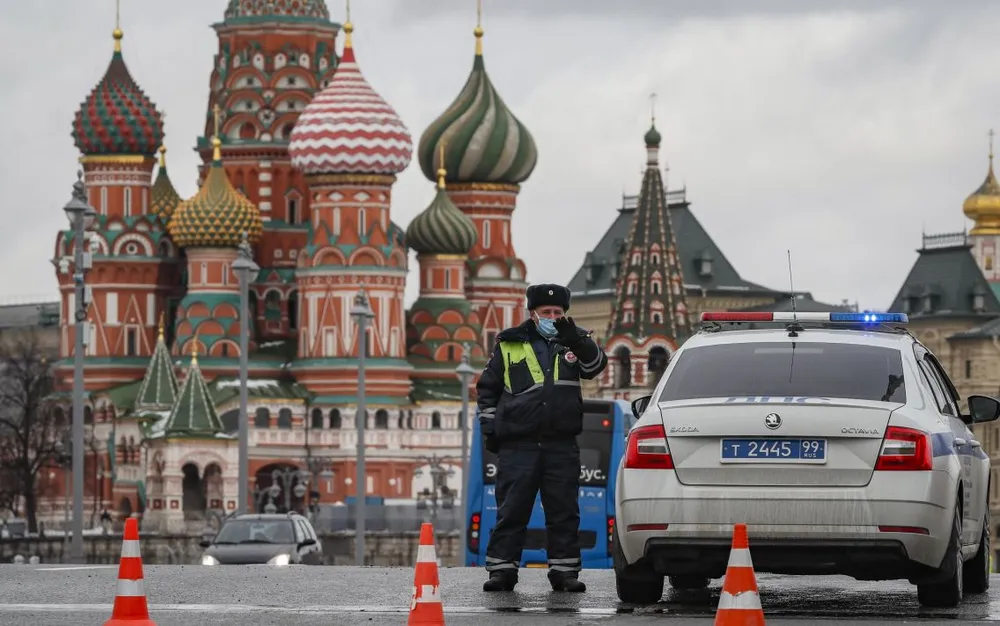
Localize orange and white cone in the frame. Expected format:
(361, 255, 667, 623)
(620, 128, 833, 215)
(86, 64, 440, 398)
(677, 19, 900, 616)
(714, 523, 765, 626)
(408, 522, 445, 626)
(104, 517, 156, 626)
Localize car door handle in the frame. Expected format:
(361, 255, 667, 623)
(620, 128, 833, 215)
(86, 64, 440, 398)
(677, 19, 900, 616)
(970, 439, 982, 449)
(954, 438, 967, 447)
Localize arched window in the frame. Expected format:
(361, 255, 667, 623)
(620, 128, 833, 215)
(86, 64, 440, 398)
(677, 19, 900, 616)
(311, 408, 324, 429)
(431, 411, 442, 429)
(254, 407, 270, 428)
(277, 408, 292, 429)
(614, 346, 632, 388)
(375, 409, 389, 429)
(329, 409, 342, 429)
(287, 290, 299, 330)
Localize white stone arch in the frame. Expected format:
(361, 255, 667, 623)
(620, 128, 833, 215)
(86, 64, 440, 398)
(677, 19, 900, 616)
(476, 261, 506, 279)
(177, 450, 228, 475)
(112, 232, 154, 257)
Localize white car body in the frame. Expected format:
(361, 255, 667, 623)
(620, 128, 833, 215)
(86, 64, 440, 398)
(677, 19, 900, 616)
(612, 314, 999, 608)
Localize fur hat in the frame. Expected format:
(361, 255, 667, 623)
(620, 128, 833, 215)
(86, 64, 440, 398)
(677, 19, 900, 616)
(526, 284, 571, 311)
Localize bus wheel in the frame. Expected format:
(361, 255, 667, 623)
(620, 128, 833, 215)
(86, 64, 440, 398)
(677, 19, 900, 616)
(669, 575, 709, 590)
(613, 526, 664, 605)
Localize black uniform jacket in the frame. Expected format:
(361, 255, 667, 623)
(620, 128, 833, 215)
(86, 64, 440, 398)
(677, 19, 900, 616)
(476, 320, 609, 449)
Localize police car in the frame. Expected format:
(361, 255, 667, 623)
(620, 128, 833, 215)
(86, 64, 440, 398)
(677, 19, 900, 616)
(613, 311, 999, 608)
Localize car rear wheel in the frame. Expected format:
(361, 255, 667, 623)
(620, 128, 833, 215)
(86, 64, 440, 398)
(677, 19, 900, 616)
(917, 501, 964, 608)
(963, 505, 990, 594)
(669, 575, 710, 590)
(612, 526, 664, 605)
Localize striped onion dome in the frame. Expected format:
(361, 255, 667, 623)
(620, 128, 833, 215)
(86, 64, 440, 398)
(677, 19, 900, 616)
(406, 164, 478, 255)
(71, 28, 164, 156)
(150, 146, 182, 221)
(416, 26, 537, 185)
(224, 0, 330, 23)
(167, 139, 263, 248)
(288, 21, 412, 176)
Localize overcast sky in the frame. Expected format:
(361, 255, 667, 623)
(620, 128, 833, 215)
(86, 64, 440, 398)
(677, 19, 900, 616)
(3, 0, 999, 313)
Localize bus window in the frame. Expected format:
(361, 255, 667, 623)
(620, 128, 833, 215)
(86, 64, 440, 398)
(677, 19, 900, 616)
(579, 412, 613, 486)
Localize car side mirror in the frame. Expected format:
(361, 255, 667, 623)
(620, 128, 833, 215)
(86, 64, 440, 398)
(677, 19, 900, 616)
(199, 539, 211, 548)
(631, 395, 652, 419)
(968, 395, 1000, 423)
(298, 538, 317, 548)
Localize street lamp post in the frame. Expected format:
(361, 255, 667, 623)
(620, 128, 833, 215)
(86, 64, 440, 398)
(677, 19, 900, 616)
(303, 458, 335, 522)
(267, 467, 309, 512)
(349, 289, 374, 567)
(455, 344, 476, 564)
(54, 435, 72, 553)
(415, 455, 457, 525)
(62, 171, 96, 564)
(232, 232, 259, 516)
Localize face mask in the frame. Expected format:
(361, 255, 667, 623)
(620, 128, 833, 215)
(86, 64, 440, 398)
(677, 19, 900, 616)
(535, 316, 558, 338)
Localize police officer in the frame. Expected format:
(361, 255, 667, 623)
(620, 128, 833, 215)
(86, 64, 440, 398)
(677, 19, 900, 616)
(476, 283, 609, 592)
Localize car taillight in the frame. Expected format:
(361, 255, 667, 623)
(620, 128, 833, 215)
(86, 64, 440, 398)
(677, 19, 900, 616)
(607, 516, 614, 549)
(875, 426, 932, 471)
(624, 424, 674, 469)
(468, 513, 481, 552)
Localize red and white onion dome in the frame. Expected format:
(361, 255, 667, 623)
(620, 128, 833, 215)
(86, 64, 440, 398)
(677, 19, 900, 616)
(289, 20, 412, 176)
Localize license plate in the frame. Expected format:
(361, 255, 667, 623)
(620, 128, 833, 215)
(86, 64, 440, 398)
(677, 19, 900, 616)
(720, 438, 827, 463)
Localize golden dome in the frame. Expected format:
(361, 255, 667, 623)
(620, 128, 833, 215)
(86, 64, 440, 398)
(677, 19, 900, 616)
(167, 147, 263, 248)
(963, 150, 1000, 235)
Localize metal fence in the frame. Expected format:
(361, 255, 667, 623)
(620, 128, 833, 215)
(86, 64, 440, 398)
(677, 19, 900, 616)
(313, 503, 462, 533)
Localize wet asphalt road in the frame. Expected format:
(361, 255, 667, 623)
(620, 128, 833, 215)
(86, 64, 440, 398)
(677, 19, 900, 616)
(0, 565, 999, 625)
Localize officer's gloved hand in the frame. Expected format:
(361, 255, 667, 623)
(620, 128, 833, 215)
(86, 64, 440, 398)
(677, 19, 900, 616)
(554, 316, 581, 346)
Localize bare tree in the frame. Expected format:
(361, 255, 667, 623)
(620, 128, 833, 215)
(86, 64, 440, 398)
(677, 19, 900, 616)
(0, 330, 63, 533)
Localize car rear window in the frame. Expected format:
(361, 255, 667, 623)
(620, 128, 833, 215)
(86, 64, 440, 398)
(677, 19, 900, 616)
(658, 341, 906, 403)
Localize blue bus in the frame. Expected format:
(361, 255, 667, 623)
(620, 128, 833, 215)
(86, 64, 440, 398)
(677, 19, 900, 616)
(465, 399, 634, 569)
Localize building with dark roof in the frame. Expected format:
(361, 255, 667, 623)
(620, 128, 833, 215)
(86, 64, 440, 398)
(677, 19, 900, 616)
(567, 127, 847, 397)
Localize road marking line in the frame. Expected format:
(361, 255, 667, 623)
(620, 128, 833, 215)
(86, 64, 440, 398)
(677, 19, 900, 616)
(33, 566, 118, 571)
(0, 604, 624, 616)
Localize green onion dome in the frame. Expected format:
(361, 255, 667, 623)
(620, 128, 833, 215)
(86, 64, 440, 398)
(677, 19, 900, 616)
(645, 123, 662, 147)
(71, 28, 164, 156)
(150, 146, 181, 221)
(406, 162, 478, 255)
(416, 25, 537, 186)
(167, 138, 263, 248)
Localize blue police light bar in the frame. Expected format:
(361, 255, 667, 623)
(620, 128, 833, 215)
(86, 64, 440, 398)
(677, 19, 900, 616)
(700, 311, 909, 324)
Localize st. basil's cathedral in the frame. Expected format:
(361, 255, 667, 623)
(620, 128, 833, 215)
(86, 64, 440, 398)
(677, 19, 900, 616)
(51, 0, 543, 533)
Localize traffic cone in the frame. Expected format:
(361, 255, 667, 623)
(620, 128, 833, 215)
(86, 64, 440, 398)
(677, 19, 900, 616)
(408, 522, 445, 626)
(104, 517, 156, 626)
(714, 523, 765, 626)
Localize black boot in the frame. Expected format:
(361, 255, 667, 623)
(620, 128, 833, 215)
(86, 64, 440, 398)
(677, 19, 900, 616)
(483, 571, 518, 592)
(549, 572, 586, 592)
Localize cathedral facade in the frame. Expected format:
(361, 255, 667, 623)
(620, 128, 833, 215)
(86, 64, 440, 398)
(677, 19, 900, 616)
(49, 1, 536, 533)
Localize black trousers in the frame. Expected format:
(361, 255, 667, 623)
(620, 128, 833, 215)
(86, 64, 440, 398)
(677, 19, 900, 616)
(484, 438, 582, 578)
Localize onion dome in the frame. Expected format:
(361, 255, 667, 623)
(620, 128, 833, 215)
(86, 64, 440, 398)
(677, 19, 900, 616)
(168, 117, 263, 248)
(963, 146, 1000, 227)
(288, 19, 413, 176)
(224, 0, 330, 23)
(150, 146, 181, 221)
(71, 25, 164, 156)
(416, 22, 537, 185)
(645, 123, 662, 147)
(406, 151, 478, 255)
